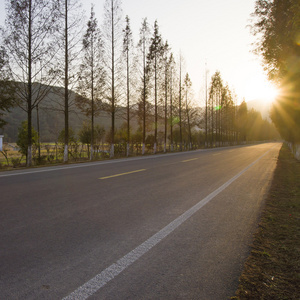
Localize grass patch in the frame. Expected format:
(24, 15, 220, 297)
(232, 144, 300, 299)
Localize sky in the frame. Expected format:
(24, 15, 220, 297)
(0, 0, 277, 105)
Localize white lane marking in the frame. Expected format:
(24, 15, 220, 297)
(99, 169, 146, 180)
(62, 148, 272, 300)
(0, 149, 210, 178)
(181, 158, 198, 163)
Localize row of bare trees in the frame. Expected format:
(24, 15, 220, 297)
(205, 71, 280, 146)
(206, 71, 238, 147)
(0, 0, 279, 166)
(0, 0, 202, 165)
(1, 0, 85, 166)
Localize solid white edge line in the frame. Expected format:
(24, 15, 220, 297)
(62, 148, 273, 300)
(0, 143, 273, 178)
(0, 149, 206, 178)
(1, 147, 224, 178)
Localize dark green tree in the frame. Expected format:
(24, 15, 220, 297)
(79, 123, 91, 146)
(0, 46, 14, 129)
(17, 121, 38, 160)
(58, 128, 77, 144)
(251, 0, 299, 81)
(251, 0, 300, 142)
(236, 100, 248, 142)
(78, 123, 105, 148)
(78, 122, 91, 158)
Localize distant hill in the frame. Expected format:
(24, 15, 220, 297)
(1, 84, 127, 142)
(2, 83, 273, 143)
(1, 82, 206, 143)
(246, 99, 272, 120)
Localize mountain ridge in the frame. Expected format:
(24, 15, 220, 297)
(246, 99, 272, 120)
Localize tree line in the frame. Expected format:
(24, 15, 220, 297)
(0, 0, 280, 167)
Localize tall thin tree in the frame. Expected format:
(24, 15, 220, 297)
(76, 4, 106, 160)
(137, 18, 150, 155)
(55, 0, 84, 162)
(2, 0, 58, 166)
(102, 0, 123, 158)
(208, 71, 223, 147)
(178, 54, 183, 151)
(205, 64, 209, 148)
(123, 15, 133, 156)
(162, 42, 170, 153)
(147, 20, 164, 154)
(184, 73, 193, 150)
(168, 53, 176, 151)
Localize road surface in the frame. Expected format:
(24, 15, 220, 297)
(0, 143, 281, 299)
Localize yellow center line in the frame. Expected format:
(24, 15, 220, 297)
(99, 169, 146, 180)
(182, 158, 199, 163)
(213, 153, 221, 156)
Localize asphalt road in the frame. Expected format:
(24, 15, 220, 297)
(0, 143, 281, 299)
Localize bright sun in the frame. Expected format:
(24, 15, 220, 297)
(242, 77, 279, 104)
(258, 82, 279, 103)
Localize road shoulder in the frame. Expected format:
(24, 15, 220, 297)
(232, 144, 300, 299)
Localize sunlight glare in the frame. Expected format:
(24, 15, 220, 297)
(244, 79, 279, 104)
(261, 83, 279, 103)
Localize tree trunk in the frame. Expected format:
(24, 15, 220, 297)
(186, 90, 191, 150)
(164, 63, 167, 153)
(27, 0, 32, 167)
(37, 104, 40, 159)
(91, 38, 94, 161)
(142, 45, 146, 155)
(179, 60, 182, 151)
(110, 0, 115, 158)
(91, 85, 94, 161)
(211, 99, 214, 147)
(126, 47, 130, 157)
(64, 0, 69, 163)
(154, 55, 157, 154)
(170, 69, 173, 151)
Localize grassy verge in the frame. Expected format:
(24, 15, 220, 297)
(232, 144, 300, 299)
